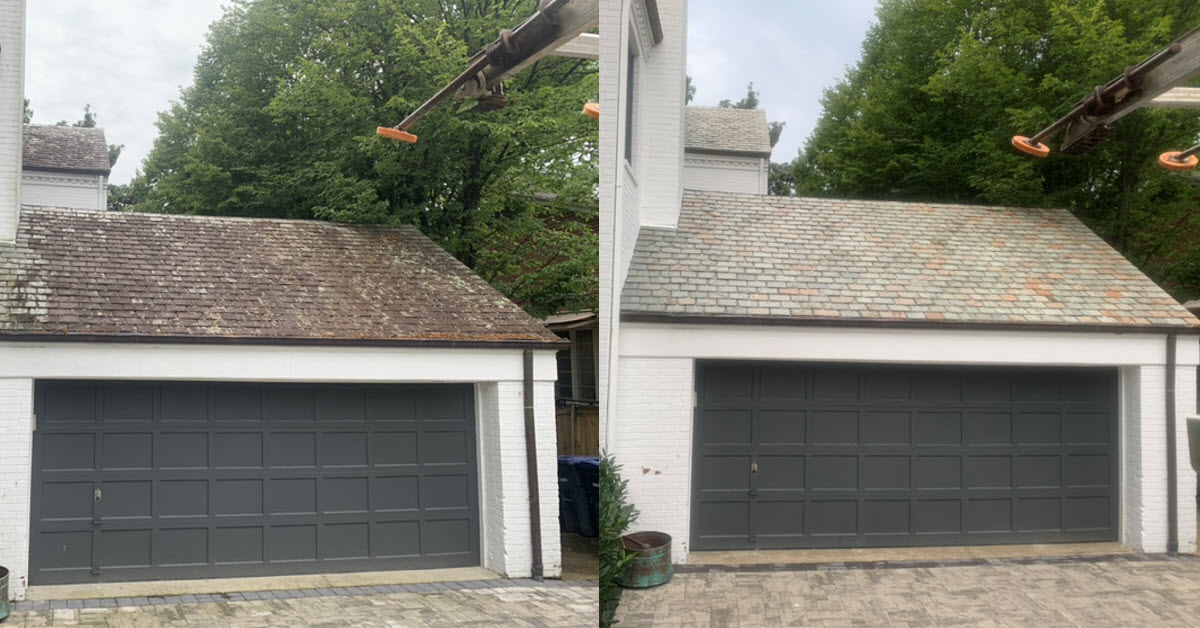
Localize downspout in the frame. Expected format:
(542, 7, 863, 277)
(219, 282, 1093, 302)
(523, 349, 544, 580)
(1168, 333, 1179, 556)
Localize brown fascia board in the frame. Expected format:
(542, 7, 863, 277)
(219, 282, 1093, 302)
(643, 0, 664, 45)
(0, 332, 570, 350)
(621, 311, 1200, 335)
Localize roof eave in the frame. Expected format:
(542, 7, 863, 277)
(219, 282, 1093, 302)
(685, 147, 772, 159)
(621, 311, 1200, 335)
(0, 332, 569, 350)
(23, 165, 112, 177)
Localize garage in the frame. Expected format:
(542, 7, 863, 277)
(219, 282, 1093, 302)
(692, 362, 1118, 550)
(29, 381, 479, 584)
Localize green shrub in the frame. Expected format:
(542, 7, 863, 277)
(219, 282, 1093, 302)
(599, 452, 639, 627)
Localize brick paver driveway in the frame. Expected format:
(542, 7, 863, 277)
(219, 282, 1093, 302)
(615, 555, 1200, 627)
(6, 580, 596, 627)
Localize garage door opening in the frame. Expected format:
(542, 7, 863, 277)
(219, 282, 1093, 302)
(692, 362, 1119, 551)
(30, 381, 480, 585)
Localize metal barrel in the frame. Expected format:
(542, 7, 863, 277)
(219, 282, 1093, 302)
(0, 565, 9, 623)
(617, 531, 674, 589)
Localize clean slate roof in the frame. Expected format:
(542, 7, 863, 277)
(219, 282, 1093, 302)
(622, 190, 1200, 330)
(23, 125, 111, 174)
(685, 107, 772, 156)
(0, 208, 561, 346)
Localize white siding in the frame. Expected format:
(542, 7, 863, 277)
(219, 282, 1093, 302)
(0, 0, 25, 242)
(612, 323, 1199, 560)
(21, 171, 107, 211)
(683, 153, 767, 195)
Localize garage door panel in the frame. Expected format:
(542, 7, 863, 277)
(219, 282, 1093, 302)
(374, 521, 421, 558)
(1015, 498, 1061, 531)
(372, 432, 418, 466)
(863, 501, 909, 535)
(31, 381, 479, 584)
(99, 529, 151, 569)
(41, 433, 96, 471)
(157, 528, 208, 566)
(863, 456, 909, 490)
(756, 410, 804, 444)
(965, 499, 1012, 533)
(100, 481, 153, 519)
(809, 411, 857, 445)
(214, 527, 263, 564)
(693, 363, 1117, 550)
(214, 433, 263, 469)
(808, 456, 857, 490)
(914, 411, 962, 445)
(100, 384, 155, 422)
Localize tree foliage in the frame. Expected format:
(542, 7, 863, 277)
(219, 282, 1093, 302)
(794, 0, 1200, 298)
(128, 0, 598, 317)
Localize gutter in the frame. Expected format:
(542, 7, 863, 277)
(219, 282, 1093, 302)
(1167, 333, 1179, 556)
(522, 349, 544, 581)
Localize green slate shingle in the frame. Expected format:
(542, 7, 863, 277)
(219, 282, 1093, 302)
(622, 190, 1200, 329)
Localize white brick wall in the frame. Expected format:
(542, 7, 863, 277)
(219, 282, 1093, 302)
(0, 378, 33, 600)
(477, 381, 561, 578)
(0, 0, 25, 242)
(612, 357, 694, 555)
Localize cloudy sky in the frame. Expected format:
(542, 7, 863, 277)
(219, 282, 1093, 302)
(26, 2, 228, 184)
(24, 2, 876, 184)
(688, 1, 878, 163)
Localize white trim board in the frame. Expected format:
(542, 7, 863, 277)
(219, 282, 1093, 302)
(619, 322, 1200, 367)
(0, 342, 560, 383)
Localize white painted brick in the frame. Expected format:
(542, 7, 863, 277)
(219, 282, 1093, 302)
(477, 380, 561, 578)
(612, 357, 694, 559)
(0, 378, 33, 600)
(0, 0, 23, 242)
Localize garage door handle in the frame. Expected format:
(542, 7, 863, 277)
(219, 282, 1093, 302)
(94, 488, 102, 502)
(751, 462, 758, 475)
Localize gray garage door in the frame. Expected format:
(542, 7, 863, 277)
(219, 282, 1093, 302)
(692, 362, 1118, 550)
(30, 381, 479, 584)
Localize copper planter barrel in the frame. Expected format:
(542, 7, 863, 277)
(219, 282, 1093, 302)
(617, 531, 673, 588)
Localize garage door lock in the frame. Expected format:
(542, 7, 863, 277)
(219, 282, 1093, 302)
(93, 488, 102, 503)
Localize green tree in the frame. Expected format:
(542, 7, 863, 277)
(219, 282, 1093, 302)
(794, 0, 1200, 298)
(130, 0, 598, 317)
(23, 98, 32, 124)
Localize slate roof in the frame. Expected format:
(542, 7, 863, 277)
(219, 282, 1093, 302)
(622, 190, 1200, 330)
(23, 125, 112, 174)
(685, 107, 772, 156)
(0, 207, 561, 346)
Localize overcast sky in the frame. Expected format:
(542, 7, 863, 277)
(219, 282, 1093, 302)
(26, 2, 229, 184)
(688, 1, 878, 163)
(25, 2, 875, 185)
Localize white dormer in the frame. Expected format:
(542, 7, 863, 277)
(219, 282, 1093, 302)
(21, 125, 111, 211)
(682, 106, 772, 194)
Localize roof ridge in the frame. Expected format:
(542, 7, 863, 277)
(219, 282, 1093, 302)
(21, 206, 421, 231)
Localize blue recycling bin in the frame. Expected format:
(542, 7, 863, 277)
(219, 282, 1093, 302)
(558, 455, 599, 538)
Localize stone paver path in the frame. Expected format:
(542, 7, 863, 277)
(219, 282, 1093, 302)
(615, 555, 1200, 627)
(6, 580, 597, 627)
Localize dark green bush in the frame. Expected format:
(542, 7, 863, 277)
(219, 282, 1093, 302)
(599, 452, 639, 627)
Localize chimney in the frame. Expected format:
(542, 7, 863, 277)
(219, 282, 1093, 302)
(0, 0, 24, 243)
(636, 0, 688, 229)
